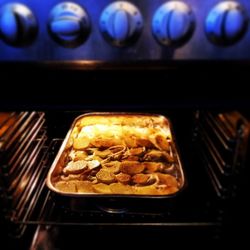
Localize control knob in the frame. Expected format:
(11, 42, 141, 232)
(205, 1, 248, 46)
(152, 1, 195, 47)
(0, 3, 38, 46)
(99, 1, 143, 47)
(48, 2, 90, 48)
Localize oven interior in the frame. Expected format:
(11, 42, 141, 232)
(1, 0, 250, 247)
(0, 108, 249, 248)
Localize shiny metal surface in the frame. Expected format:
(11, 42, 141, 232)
(99, 1, 143, 47)
(48, 2, 91, 48)
(0, 0, 249, 60)
(152, 1, 196, 47)
(0, 3, 38, 46)
(46, 112, 186, 199)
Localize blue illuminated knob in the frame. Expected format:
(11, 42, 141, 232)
(152, 1, 195, 47)
(205, 1, 248, 46)
(0, 3, 37, 46)
(48, 2, 90, 48)
(100, 1, 143, 47)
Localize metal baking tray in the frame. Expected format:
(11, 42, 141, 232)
(46, 112, 186, 198)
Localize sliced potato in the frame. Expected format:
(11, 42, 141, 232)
(126, 156, 139, 161)
(115, 173, 131, 184)
(75, 180, 94, 193)
(120, 161, 145, 175)
(136, 138, 154, 148)
(61, 174, 82, 181)
(155, 134, 170, 151)
(65, 137, 74, 149)
(156, 173, 178, 188)
(156, 185, 179, 195)
(123, 135, 137, 148)
(109, 183, 133, 194)
(87, 160, 100, 169)
(103, 161, 121, 174)
(73, 137, 90, 150)
(91, 137, 122, 148)
(93, 183, 112, 193)
(63, 160, 88, 175)
(132, 174, 150, 185)
(129, 147, 146, 156)
(133, 185, 157, 195)
(74, 151, 88, 161)
(143, 150, 174, 163)
(54, 181, 76, 192)
(143, 162, 161, 173)
(94, 149, 112, 158)
(96, 169, 116, 184)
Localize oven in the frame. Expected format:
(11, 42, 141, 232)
(0, 0, 249, 248)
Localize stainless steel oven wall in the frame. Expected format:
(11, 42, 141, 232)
(0, 0, 250, 61)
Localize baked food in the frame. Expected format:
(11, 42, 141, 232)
(49, 114, 184, 196)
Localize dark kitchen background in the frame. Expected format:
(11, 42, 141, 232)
(0, 0, 249, 248)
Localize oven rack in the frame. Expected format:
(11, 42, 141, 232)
(194, 111, 249, 199)
(1, 112, 225, 240)
(7, 138, 221, 239)
(0, 112, 48, 238)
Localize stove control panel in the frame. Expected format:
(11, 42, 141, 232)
(0, 0, 250, 61)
